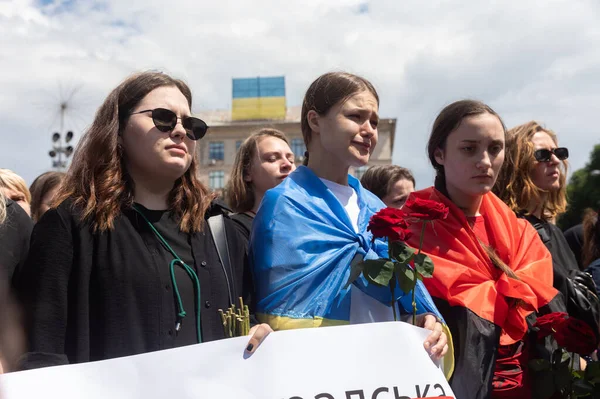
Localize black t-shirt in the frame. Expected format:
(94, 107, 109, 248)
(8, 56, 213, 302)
(0, 199, 33, 281)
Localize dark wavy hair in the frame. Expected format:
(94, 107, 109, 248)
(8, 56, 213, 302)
(54, 71, 213, 233)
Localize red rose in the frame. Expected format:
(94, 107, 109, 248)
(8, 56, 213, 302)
(368, 208, 412, 242)
(533, 312, 568, 338)
(554, 317, 598, 356)
(403, 198, 449, 221)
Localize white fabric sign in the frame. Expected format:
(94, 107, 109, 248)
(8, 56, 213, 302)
(0, 322, 454, 399)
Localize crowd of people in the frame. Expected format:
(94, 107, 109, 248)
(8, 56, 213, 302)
(0, 70, 599, 399)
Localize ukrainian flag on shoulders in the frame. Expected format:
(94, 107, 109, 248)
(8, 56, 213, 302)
(232, 76, 286, 121)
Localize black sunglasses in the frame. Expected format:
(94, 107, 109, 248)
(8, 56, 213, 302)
(534, 147, 569, 162)
(130, 108, 209, 140)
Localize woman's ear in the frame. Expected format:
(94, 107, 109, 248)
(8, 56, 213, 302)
(306, 110, 321, 135)
(243, 173, 252, 183)
(434, 148, 445, 166)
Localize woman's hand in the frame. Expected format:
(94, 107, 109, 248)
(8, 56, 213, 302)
(244, 323, 273, 354)
(416, 314, 448, 360)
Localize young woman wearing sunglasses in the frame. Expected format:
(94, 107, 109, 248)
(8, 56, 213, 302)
(494, 121, 600, 341)
(13, 71, 271, 370)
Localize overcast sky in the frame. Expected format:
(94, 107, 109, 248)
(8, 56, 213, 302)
(1, 0, 599, 187)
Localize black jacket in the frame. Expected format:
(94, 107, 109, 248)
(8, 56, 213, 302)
(0, 199, 32, 281)
(14, 200, 250, 369)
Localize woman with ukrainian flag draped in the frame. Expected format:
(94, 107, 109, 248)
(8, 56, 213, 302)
(251, 72, 450, 367)
(404, 100, 567, 399)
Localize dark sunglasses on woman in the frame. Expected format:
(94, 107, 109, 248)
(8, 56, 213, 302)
(534, 147, 569, 162)
(130, 108, 209, 140)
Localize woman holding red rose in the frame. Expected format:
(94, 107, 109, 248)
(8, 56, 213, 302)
(404, 100, 567, 399)
(251, 72, 450, 372)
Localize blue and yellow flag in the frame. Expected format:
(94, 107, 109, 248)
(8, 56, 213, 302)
(232, 76, 286, 121)
(250, 166, 454, 378)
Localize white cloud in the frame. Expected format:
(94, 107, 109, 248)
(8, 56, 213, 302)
(1, 0, 599, 187)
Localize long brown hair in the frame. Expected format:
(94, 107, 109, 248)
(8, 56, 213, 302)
(427, 100, 517, 279)
(300, 72, 379, 165)
(493, 121, 568, 220)
(583, 209, 600, 268)
(54, 71, 213, 233)
(225, 128, 290, 213)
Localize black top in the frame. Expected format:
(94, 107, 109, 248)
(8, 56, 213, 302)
(230, 212, 254, 244)
(0, 199, 33, 281)
(14, 200, 251, 370)
(564, 223, 584, 270)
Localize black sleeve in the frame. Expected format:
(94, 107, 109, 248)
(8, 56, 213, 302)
(223, 217, 256, 317)
(14, 206, 74, 369)
(0, 201, 33, 282)
(229, 214, 251, 248)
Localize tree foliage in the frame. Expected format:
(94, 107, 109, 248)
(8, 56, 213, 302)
(558, 144, 600, 230)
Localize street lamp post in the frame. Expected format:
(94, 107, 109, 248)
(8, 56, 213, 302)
(48, 130, 74, 171)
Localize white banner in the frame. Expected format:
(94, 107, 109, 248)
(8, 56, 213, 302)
(0, 322, 454, 399)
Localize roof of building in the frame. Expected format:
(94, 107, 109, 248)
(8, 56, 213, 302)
(196, 106, 302, 126)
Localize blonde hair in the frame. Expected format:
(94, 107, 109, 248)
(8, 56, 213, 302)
(225, 128, 290, 213)
(0, 190, 6, 225)
(0, 169, 31, 205)
(494, 121, 568, 220)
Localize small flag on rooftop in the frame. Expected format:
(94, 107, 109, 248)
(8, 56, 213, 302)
(232, 76, 286, 121)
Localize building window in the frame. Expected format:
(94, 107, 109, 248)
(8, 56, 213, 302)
(291, 138, 305, 159)
(354, 166, 368, 180)
(209, 141, 224, 161)
(235, 140, 243, 151)
(209, 170, 225, 190)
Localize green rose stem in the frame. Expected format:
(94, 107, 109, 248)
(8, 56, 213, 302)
(219, 297, 251, 337)
(389, 242, 398, 322)
(569, 353, 574, 398)
(413, 222, 427, 326)
(390, 276, 398, 322)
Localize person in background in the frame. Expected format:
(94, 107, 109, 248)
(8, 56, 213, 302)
(0, 188, 33, 281)
(582, 209, 600, 295)
(406, 100, 566, 399)
(360, 165, 415, 208)
(494, 121, 600, 338)
(0, 169, 32, 217)
(14, 71, 271, 370)
(0, 191, 27, 373)
(225, 128, 295, 241)
(29, 171, 65, 222)
(564, 222, 585, 269)
(251, 72, 449, 372)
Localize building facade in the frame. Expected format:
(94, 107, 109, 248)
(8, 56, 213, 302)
(195, 106, 396, 191)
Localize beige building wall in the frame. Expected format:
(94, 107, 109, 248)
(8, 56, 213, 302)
(195, 106, 396, 191)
